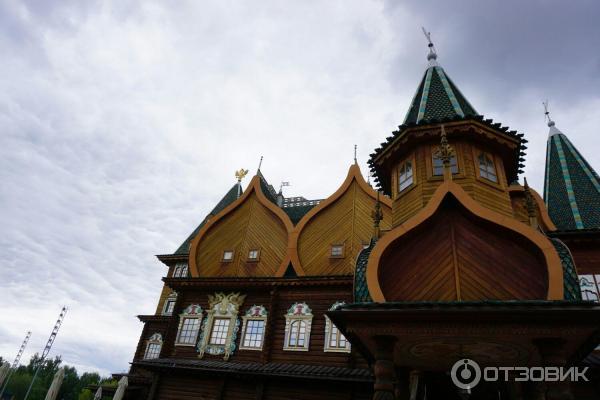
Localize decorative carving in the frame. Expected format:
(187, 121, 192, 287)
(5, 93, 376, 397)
(239, 305, 268, 351)
(283, 302, 313, 351)
(371, 192, 383, 239)
(197, 292, 246, 360)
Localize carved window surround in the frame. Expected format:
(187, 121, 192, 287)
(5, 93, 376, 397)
(175, 304, 203, 347)
(239, 305, 268, 351)
(144, 333, 163, 359)
(197, 292, 246, 360)
(283, 302, 313, 352)
(324, 302, 351, 353)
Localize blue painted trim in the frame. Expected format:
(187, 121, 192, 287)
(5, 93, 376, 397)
(435, 67, 464, 117)
(553, 135, 584, 229)
(416, 67, 434, 123)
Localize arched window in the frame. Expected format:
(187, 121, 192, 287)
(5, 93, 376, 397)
(478, 153, 498, 182)
(240, 305, 268, 351)
(173, 262, 189, 278)
(197, 292, 246, 360)
(398, 159, 414, 192)
(283, 302, 313, 351)
(175, 304, 203, 346)
(324, 302, 351, 353)
(162, 292, 178, 316)
(432, 153, 458, 176)
(144, 333, 163, 359)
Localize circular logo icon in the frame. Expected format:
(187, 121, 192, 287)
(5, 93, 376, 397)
(451, 358, 481, 390)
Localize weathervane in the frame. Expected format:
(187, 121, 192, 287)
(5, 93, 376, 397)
(543, 100, 555, 127)
(354, 144, 357, 164)
(235, 168, 249, 182)
(422, 27, 438, 66)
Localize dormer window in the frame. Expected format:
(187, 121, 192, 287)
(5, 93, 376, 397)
(173, 262, 188, 278)
(247, 248, 260, 262)
(478, 152, 498, 183)
(222, 250, 234, 262)
(330, 244, 345, 258)
(398, 159, 414, 192)
(432, 153, 458, 176)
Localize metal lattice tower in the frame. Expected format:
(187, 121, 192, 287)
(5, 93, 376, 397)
(23, 306, 68, 400)
(0, 331, 32, 396)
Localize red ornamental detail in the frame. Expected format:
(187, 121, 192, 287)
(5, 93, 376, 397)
(252, 307, 262, 316)
(294, 304, 304, 315)
(190, 305, 199, 315)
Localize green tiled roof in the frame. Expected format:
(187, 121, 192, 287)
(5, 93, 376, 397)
(550, 238, 582, 301)
(404, 66, 478, 125)
(283, 204, 316, 225)
(174, 183, 242, 255)
(544, 127, 600, 231)
(354, 239, 375, 302)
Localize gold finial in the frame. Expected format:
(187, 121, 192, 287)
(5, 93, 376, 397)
(434, 125, 455, 181)
(235, 168, 249, 182)
(371, 191, 383, 239)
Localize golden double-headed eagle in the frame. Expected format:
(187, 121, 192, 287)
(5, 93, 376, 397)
(235, 168, 249, 182)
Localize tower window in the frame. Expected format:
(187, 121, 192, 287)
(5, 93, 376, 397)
(432, 153, 458, 176)
(398, 159, 414, 192)
(247, 248, 260, 262)
(579, 275, 600, 302)
(330, 244, 345, 258)
(222, 250, 234, 262)
(478, 153, 498, 183)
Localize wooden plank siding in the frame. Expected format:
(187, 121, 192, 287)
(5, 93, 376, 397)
(380, 202, 549, 301)
(297, 180, 391, 276)
(195, 192, 288, 278)
(137, 281, 369, 369)
(153, 374, 372, 400)
(392, 140, 516, 227)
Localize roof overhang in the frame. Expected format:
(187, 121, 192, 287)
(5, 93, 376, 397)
(328, 301, 600, 370)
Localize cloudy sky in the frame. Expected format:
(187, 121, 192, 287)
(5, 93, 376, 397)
(1, 0, 599, 375)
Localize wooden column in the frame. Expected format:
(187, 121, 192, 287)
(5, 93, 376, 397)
(372, 335, 397, 400)
(533, 338, 573, 400)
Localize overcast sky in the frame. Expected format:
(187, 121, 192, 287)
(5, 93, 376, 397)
(1, 0, 599, 375)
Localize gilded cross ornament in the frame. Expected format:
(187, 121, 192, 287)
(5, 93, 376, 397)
(371, 191, 383, 239)
(434, 125, 455, 166)
(235, 168, 249, 182)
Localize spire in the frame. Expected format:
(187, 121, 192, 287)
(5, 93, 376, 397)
(543, 103, 600, 230)
(403, 30, 478, 125)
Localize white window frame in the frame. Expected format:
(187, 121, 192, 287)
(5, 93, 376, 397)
(197, 292, 246, 360)
(247, 248, 261, 262)
(173, 262, 189, 278)
(222, 250, 235, 262)
(579, 274, 600, 302)
(144, 333, 163, 359)
(324, 302, 351, 353)
(162, 292, 178, 316)
(175, 304, 203, 346)
(330, 244, 345, 258)
(283, 302, 313, 352)
(239, 305, 268, 351)
(398, 159, 414, 192)
(478, 152, 498, 183)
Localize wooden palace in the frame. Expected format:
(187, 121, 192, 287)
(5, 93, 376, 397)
(119, 39, 600, 399)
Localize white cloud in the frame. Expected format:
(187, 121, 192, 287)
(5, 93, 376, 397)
(1, 0, 598, 374)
